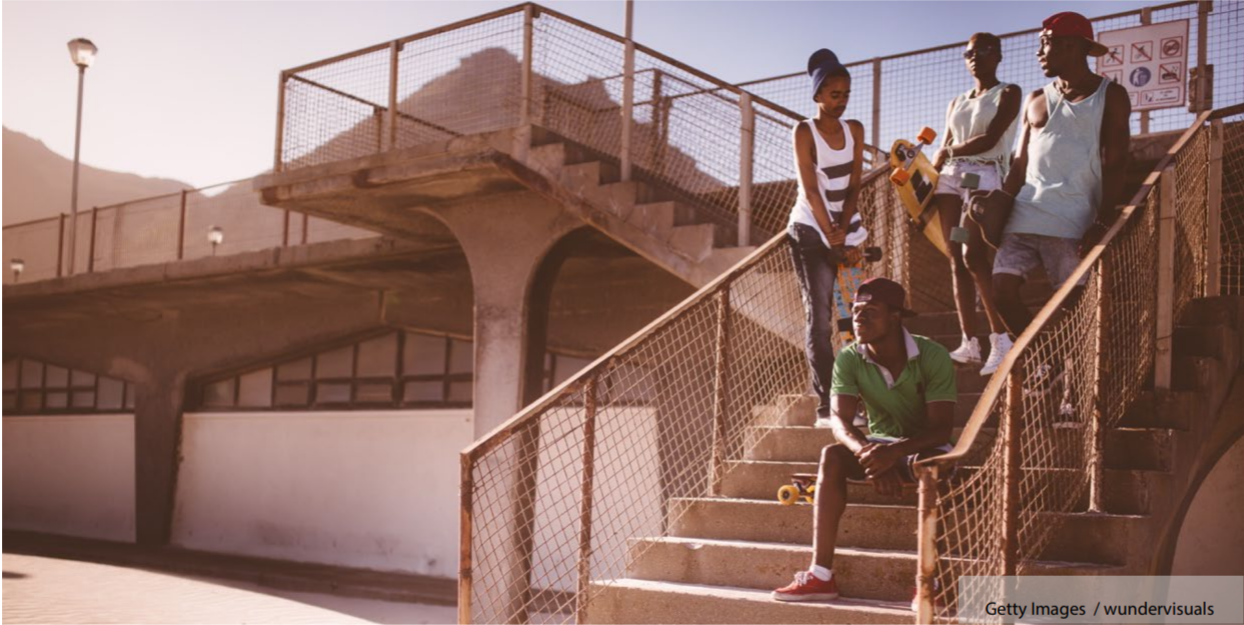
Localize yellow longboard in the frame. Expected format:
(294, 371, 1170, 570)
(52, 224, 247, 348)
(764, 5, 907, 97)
(889, 128, 950, 258)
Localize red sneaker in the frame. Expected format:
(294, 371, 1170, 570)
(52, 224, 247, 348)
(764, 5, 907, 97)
(772, 571, 839, 602)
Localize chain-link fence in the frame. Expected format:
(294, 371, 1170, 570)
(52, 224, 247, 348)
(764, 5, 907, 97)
(2, 178, 380, 285)
(461, 166, 921, 624)
(741, 1, 1242, 151)
(1218, 110, 1244, 293)
(912, 107, 1237, 624)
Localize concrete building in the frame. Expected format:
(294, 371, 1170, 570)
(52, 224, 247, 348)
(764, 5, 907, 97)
(5, 2, 1243, 623)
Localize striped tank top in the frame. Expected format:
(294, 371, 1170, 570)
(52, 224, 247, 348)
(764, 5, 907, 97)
(789, 118, 868, 248)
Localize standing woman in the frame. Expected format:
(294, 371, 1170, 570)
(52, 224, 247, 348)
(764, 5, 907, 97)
(931, 33, 1022, 375)
(788, 48, 868, 423)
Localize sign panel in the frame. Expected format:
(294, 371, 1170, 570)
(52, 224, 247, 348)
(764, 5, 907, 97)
(1096, 20, 1189, 112)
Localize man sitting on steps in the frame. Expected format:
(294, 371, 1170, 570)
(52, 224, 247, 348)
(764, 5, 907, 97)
(772, 278, 957, 602)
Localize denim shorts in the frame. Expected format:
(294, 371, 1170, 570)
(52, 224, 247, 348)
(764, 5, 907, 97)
(993, 232, 1088, 288)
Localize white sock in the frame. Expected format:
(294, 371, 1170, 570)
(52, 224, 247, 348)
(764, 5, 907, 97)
(809, 565, 832, 581)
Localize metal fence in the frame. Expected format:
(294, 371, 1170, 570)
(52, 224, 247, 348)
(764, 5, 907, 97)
(912, 104, 1241, 624)
(274, 4, 891, 248)
(2, 179, 379, 285)
(740, 1, 1242, 150)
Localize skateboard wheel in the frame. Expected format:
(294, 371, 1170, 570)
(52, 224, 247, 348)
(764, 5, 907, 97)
(803, 496, 814, 504)
(917, 127, 937, 144)
(890, 168, 911, 185)
(778, 485, 800, 506)
(949, 226, 970, 244)
(864, 246, 882, 262)
(960, 172, 980, 190)
(807, 484, 816, 496)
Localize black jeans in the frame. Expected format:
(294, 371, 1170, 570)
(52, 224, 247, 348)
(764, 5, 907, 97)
(787, 223, 838, 417)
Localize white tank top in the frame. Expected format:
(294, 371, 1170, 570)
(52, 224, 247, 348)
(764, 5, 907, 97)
(946, 83, 1019, 175)
(789, 119, 867, 248)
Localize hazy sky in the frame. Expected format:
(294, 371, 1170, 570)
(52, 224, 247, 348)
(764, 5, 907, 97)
(4, 0, 1153, 189)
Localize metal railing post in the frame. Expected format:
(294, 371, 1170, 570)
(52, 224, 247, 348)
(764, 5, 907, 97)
(738, 92, 755, 247)
(915, 463, 941, 624)
(1196, 1, 1211, 114)
(1001, 366, 1023, 576)
(87, 207, 98, 273)
(1155, 166, 1176, 392)
(1207, 118, 1223, 296)
(388, 41, 400, 151)
(282, 210, 291, 248)
(177, 189, 188, 261)
(871, 58, 882, 150)
(575, 376, 600, 624)
(459, 453, 474, 624)
(56, 214, 66, 278)
(514, 4, 535, 164)
(1089, 262, 1108, 512)
(708, 285, 732, 495)
(1139, 8, 1152, 134)
(620, 0, 635, 182)
(275, 72, 287, 173)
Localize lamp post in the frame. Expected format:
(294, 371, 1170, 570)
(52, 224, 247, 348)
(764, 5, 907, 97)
(66, 38, 98, 276)
(208, 226, 224, 256)
(11, 259, 25, 283)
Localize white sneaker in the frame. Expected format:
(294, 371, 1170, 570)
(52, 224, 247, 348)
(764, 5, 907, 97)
(979, 333, 1013, 376)
(948, 335, 982, 365)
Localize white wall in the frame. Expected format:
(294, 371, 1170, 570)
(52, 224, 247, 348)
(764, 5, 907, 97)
(3, 414, 136, 542)
(171, 410, 472, 578)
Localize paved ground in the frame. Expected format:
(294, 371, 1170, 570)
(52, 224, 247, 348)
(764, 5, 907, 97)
(2, 554, 459, 624)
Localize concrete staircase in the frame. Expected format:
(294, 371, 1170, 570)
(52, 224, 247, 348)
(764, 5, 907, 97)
(522, 128, 757, 288)
(583, 301, 1240, 624)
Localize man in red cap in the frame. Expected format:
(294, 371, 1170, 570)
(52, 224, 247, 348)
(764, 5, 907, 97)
(971, 11, 1131, 350)
(773, 277, 956, 604)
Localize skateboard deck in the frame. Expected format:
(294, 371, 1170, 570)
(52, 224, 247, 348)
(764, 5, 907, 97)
(889, 129, 951, 258)
(831, 247, 882, 344)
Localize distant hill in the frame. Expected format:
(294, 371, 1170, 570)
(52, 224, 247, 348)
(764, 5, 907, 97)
(3, 127, 194, 226)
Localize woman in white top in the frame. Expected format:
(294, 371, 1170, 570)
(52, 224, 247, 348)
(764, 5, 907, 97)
(931, 33, 1022, 376)
(786, 49, 867, 423)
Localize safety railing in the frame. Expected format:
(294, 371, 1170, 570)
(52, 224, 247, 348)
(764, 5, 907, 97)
(2, 178, 379, 285)
(459, 165, 923, 624)
(274, 3, 890, 248)
(740, 1, 1241, 151)
(911, 103, 1242, 624)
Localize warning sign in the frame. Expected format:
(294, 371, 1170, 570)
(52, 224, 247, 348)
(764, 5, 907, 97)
(1097, 19, 1189, 112)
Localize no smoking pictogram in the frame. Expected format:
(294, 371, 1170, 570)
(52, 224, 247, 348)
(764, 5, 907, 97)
(1131, 41, 1153, 63)
(1161, 36, 1184, 58)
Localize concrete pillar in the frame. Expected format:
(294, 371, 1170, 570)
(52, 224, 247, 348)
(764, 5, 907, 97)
(132, 370, 186, 545)
(426, 195, 579, 439)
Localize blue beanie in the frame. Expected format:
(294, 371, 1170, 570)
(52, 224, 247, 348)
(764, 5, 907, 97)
(807, 49, 849, 100)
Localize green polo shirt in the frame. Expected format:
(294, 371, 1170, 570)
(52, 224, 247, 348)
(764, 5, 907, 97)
(830, 330, 957, 439)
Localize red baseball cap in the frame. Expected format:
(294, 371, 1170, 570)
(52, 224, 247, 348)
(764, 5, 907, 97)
(855, 277, 918, 318)
(1043, 11, 1109, 57)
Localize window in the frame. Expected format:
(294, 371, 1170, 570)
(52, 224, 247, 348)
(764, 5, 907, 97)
(194, 330, 475, 411)
(2, 355, 135, 415)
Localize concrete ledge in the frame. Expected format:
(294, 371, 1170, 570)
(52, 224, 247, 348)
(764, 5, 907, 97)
(3, 530, 456, 606)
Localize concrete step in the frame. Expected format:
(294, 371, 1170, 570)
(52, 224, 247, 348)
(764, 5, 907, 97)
(752, 392, 982, 428)
(668, 498, 1146, 564)
(1119, 390, 1200, 430)
(584, 578, 910, 624)
(718, 460, 1165, 515)
(669, 224, 718, 263)
(625, 537, 1127, 602)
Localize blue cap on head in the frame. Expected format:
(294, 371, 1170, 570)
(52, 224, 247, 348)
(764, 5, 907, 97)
(807, 48, 849, 101)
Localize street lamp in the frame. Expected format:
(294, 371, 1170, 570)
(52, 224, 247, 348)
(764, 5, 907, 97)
(66, 37, 98, 276)
(10, 259, 25, 283)
(208, 226, 224, 255)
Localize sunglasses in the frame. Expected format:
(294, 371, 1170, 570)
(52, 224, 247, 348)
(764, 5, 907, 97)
(962, 47, 998, 60)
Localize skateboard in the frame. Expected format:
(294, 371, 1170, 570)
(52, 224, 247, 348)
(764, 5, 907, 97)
(966, 185, 1010, 250)
(777, 472, 817, 505)
(889, 128, 950, 258)
(831, 246, 882, 344)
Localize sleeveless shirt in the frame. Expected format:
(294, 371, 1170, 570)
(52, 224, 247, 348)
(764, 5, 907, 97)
(789, 119, 868, 248)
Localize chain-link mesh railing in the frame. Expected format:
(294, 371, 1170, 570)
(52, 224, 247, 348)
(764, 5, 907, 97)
(742, 1, 1242, 151)
(2, 178, 380, 285)
(461, 166, 924, 624)
(912, 107, 1237, 624)
(1218, 110, 1244, 293)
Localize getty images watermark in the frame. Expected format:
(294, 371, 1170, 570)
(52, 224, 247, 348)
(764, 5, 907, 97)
(958, 576, 1242, 623)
